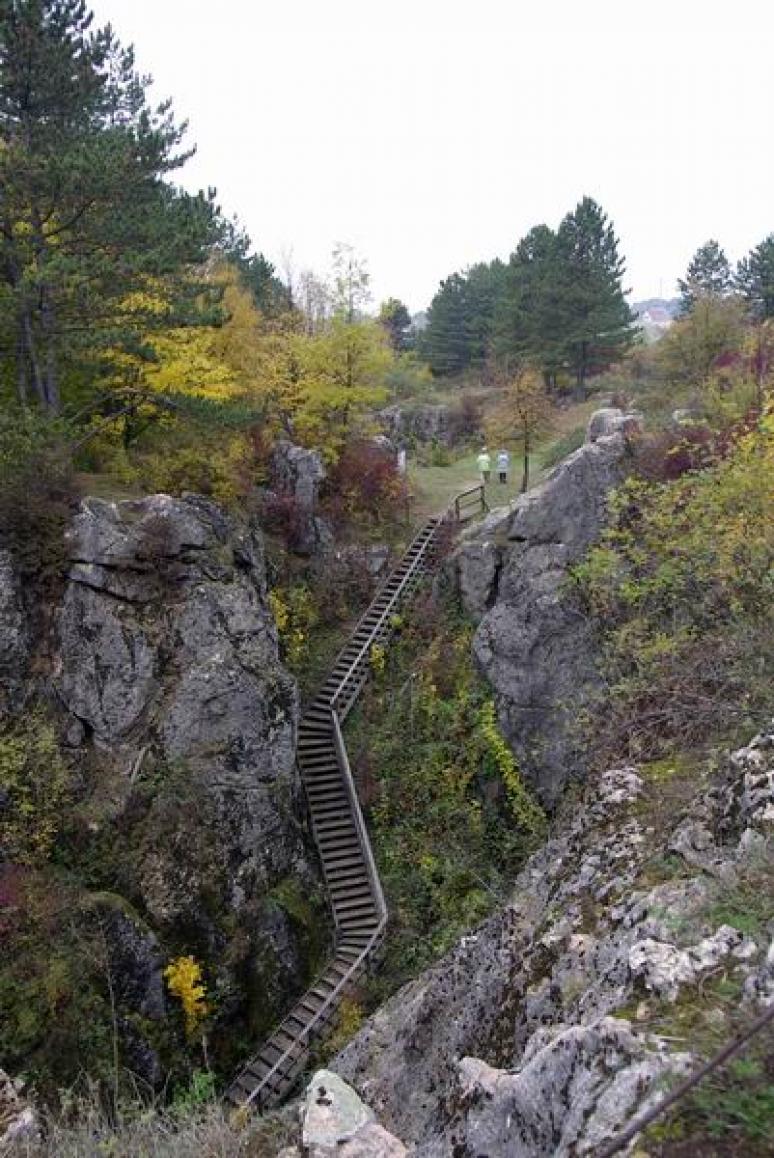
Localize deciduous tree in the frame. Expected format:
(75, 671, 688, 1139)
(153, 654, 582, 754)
(487, 368, 553, 492)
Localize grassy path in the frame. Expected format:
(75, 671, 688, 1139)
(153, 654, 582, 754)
(408, 398, 599, 522)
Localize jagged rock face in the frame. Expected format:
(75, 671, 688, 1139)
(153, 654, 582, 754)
(506, 433, 627, 558)
(453, 434, 629, 805)
(269, 440, 333, 556)
(415, 1022, 691, 1158)
(334, 728, 774, 1153)
(55, 496, 301, 920)
(31, 494, 316, 1069)
(379, 404, 454, 446)
(0, 549, 30, 716)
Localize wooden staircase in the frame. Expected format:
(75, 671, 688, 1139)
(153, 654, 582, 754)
(226, 489, 486, 1111)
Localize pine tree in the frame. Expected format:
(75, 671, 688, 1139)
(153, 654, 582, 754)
(378, 297, 413, 352)
(678, 239, 733, 314)
(420, 273, 474, 376)
(555, 197, 636, 396)
(420, 261, 505, 377)
(495, 225, 566, 388)
(736, 235, 774, 320)
(0, 0, 221, 412)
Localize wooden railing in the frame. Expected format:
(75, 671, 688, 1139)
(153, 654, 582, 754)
(453, 483, 489, 523)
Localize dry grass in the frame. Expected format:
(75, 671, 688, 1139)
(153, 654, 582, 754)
(13, 1093, 298, 1158)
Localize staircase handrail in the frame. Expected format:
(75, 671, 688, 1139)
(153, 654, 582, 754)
(240, 920, 384, 1110)
(453, 483, 488, 522)
(331, 709, 388, 927)
(330, 524, 439, 717)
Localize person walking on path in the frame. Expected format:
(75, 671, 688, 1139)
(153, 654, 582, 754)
(476, 447, 492, 484)
(497, 449, 510, 484)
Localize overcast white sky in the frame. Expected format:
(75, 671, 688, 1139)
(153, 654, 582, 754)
(90, 0, 774, 313)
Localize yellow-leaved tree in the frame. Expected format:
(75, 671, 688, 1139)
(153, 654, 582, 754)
(486, 368, 554, 491)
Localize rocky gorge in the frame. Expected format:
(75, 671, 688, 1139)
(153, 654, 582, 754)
(2, 410, 772, 1157)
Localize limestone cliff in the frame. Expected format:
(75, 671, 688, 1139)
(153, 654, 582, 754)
(0, 494, 322, 1086)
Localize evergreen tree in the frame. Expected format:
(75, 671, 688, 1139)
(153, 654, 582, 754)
(495, 225, 566, 388)
(678, 239, 733, 314)
(555, 197, 636, 396)
(419, 273, 474, 376)
(465, 259, 507, 365)
(378, 297, 413, 351)
(0, 0, 222, 412)
(736, 235, 774, 320)
(236, 253, 288, 316)
(420, 261, 505, 377)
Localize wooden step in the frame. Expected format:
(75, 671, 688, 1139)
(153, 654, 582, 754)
(317, 833, 359, 852)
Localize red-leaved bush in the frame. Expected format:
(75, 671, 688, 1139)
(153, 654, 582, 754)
(323, 439, 408, 527)
(634, 409, 763, 482)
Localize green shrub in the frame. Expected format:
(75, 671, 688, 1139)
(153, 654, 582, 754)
(572, 409, 774, 763)
(0, 407, 78, 584)
(350, 598, 545, 994)
(0, 710, 72, 865)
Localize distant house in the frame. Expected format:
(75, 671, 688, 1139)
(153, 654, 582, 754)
(632, 297, 679, 341)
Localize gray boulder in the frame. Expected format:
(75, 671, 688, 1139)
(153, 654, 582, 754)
(586, 407, 644, 444)
(302, 1070, 375, 1157)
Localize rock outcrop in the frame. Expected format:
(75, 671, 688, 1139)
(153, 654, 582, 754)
(2, 493, 319, 1083)
(379, 404, 455, 447)
(269, 440, 333, 555)
(56, 495, 303, 921)
(334, 727, 774, 1154)
(448, 433, 630, 805)
(585, 406, 644, 444)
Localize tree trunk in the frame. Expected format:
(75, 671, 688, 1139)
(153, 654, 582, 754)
(40, 289, 60, 412)
(521, 426, 530, 493)
(16, 329, 29, 405)
(21, 310, 46, 408)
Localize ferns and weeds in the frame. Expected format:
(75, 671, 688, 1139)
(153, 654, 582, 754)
(348, 594, 545, 998)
